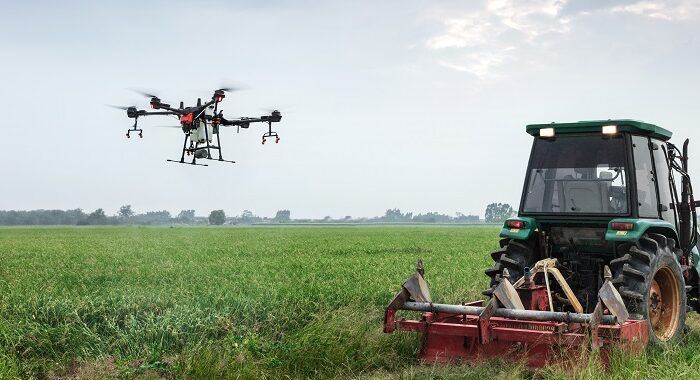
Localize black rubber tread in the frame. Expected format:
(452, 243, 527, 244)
(611, 233, 687, 344)
(483, 239, 536, 296)
(622, 264, 646, 280)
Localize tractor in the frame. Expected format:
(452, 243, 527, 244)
(384, 120, 699, 367)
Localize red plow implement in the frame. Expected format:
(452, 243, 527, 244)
(384, 260, 648, 368)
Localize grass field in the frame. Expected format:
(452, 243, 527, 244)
(2, 226, 700, 379)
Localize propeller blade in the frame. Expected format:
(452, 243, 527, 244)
(149, 125, 182, 129)
(106, 104, 133, 110)
(218, 86, 243, 93)
(129, 88, 160, 98)
(217, 80, 250, 92)
(260, 104, 294, 113)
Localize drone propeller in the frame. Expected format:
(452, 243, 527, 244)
(130, 89, 160, 98)
(107, 104, 140, 118)
(260, 104, 294, 114)
(106, 104, 135, 110)
(217, 86, 244, 93)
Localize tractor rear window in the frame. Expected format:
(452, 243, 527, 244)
(522, 134, 629, 214)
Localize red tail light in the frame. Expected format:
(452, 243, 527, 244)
(506, 220, 527, 229)
(611, 222, 635, 231)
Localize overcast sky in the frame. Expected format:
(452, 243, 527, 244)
(2, 0, 699, 219)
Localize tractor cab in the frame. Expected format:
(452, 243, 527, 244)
(521, 120, 674, 222)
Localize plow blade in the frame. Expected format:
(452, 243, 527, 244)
(384, 261, 649, 368)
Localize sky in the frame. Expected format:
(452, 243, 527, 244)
(1, 0, 700, 219)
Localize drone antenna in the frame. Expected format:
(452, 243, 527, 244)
(197, 98, 202, 107)
(179, 101, 184, 109)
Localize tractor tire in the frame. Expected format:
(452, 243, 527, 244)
(483, 238, 536, 296)
(610, 233, 686, 344)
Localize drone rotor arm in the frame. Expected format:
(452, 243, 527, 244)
(139, 111, 180, 117)
(219, 117, 263, 127)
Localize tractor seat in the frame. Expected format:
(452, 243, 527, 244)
(563, 178, 610, 213)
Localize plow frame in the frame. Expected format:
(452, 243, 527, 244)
(384, 261, 649, 368)
(385, 301, 648, 368)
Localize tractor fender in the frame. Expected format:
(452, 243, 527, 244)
(499, 217, 537, 240)
(605, 218, 679, 244)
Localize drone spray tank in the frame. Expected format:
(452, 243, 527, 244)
(189, 98, 214, 145)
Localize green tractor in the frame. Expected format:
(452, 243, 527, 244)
(384, 120, 699, 365)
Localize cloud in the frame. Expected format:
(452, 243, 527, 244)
(427, 16, 496, 49)
(437, 46, 516, 80)
(609, 0, 700, 21)
(427, 0, 572, 79)
(426, 0, 699, 80)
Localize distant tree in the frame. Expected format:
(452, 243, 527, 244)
(130, 210, 172, 225)
(273, 210, 291, 223)
(118, 205, 134, 219)
(177, 209, 196, 224)
(83, 208, 108, 225)
(485, 203, 516, 223)
(209, 210, 226, 225)
(455, 212, 480, 223)
(383, 208, 412, 222)
(240, 210, 260, 224)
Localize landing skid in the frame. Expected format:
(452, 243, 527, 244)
(167, 159, 208, 167)
(208, 158, 236, 164)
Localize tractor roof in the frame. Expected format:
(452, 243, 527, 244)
(526, 119, 672, 141)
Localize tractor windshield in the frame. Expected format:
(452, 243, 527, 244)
(522, 134, 629, 215)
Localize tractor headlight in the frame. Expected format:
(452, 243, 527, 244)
(602, 125, 617, 135)
(539, 128, 555, 138)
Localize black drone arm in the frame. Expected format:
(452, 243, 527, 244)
(141, 111, 179, 116)
(218, 117, 263, 127)
(127, 109, 179, 118)
(216, 112, 282, 127)
(153, 105, 184, 115)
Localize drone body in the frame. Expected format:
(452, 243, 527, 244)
(112, 89, 282, 166)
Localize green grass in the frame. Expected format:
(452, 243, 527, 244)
(1, 226, 700, 379)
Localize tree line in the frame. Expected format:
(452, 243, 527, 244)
(0, 203, 516, 226)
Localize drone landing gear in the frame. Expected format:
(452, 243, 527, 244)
(262, 121, 280, 144)
(126, 129, 143, 138)
(167, 134, 209, 166)
(262, 133, 280, 144)
(205, 121, 235, 164)
(167, 159, 208, 167)
(126, 118, 143, 138)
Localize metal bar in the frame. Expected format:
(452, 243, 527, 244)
(397, 320, 586, 346)
(399, 302, 618, 325)
(543, 261, 554, 312)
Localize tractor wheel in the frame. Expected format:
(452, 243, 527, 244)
(610, 233, 686, 344)
(483, 238, 536, 296)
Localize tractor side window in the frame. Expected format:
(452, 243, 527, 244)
(633, 135, 659, 218)
(652, 138, 675, 223)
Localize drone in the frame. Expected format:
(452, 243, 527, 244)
(110, 88, 282, 166)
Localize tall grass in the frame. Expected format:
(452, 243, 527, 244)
(1, 226, 699, 379)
